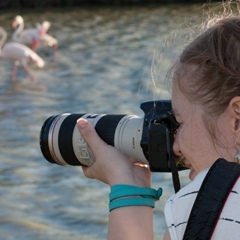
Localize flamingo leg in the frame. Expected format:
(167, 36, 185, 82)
(11, 61, 19, 82)
(52, 44, 58, 62)
(31, 38, 41, 51)
(21, 62, 37, 82)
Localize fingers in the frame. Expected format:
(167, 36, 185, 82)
(77, 118, 151, 186)
(76, 118, 107, 154)
(81, 165, 95, 179)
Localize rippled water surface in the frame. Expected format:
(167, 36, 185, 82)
(0, 5, 206, 239)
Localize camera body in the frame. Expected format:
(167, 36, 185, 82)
(40, 100, 185, 172)
(140, 100, 177, 172)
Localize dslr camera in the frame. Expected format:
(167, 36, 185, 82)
(39, 100, 186, 173)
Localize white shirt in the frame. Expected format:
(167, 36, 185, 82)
(164, 169, 240, 239)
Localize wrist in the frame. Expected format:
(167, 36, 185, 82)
(108, 169, 151, 188)
(109, 178, 150, 188)
(109, 184, 162, 212)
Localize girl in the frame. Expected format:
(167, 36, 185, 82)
(77, 16, 240, 240)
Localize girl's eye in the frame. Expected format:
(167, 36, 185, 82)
(172, 117, 180, 134)
(168, 113, 180, 134)
(174, 123, 180, 134)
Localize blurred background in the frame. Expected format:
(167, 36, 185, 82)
(0, 0, 220, 9)
(0, 1, 232, 240)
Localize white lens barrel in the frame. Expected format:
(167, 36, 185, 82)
(114, 116, 147, 163)
(46, 113, 147, 166)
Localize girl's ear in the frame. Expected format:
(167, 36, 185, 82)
(229, 97, 240, 132)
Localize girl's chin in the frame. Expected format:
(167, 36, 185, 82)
(189, 168, 197, 181)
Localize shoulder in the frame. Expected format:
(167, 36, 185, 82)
(164, 169, 208, 240)
(164, 169, 240, 240)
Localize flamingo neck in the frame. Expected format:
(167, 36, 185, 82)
(13, 20, 24, 42)
(0, 28, 7, 51)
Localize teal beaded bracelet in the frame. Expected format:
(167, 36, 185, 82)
(109, 184, 162, 212)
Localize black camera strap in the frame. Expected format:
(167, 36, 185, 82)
(170, 155, 181, 193)
(183, 158, 240, 240)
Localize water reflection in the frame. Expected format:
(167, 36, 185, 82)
(0, 5, 204, 239)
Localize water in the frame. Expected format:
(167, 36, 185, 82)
(0, 5, 205, 239)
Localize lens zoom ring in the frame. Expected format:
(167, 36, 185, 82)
(95, 115, 126, 146)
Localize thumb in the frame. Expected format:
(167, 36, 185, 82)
(76, 118, 107, 153)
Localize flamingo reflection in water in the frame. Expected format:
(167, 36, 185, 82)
(12, 15, 58, 61)
(0, 26, 45, 82)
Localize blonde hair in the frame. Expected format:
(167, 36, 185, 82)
(165, 2, 240, 149)
(174, 3, 240, 116)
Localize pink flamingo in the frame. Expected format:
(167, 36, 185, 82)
(12, 15, 49, 50)
(39, 33, 58, 61)
(12, 15, 58, 60)
(0, 26, 45, 82)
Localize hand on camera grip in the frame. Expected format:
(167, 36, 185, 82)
(77, 117, 149, 187)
